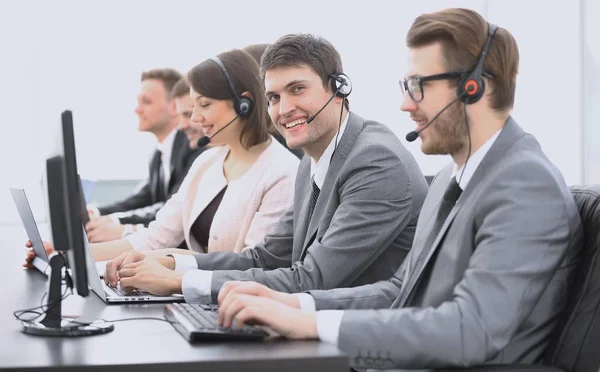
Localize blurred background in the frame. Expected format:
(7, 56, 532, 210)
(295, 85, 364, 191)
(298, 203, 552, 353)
(0, 0, 598, 225)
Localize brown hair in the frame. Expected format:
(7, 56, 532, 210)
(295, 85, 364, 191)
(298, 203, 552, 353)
(170, 77, 190, 99)
(260, 34, 349, 110)
(243, 43, 281, 139)
(140, 68, 182, 100)
(407, 8, 519, 112)
(187, 49, 269, 149)
(243, 44, 270, 67)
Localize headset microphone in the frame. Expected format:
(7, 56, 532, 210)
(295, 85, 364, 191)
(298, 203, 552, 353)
(196, 114, 240, 148)
(306, 74, 352, 124)
(405, 91, 469, 142)
(306, 94, 337, 124)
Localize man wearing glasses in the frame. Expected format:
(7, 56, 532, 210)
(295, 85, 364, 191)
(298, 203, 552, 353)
(215, 8, 582, 371)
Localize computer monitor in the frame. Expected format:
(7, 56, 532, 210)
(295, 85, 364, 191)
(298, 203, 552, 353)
(46, 110, 88, 296)
(22, 110, 113, 337)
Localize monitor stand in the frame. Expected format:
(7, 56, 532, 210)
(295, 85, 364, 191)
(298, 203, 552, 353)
(21, 253, 114, 337)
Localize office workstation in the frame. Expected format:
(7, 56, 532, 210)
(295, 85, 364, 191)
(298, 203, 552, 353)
(0, 237, 348, 371)
(2, 1, 600, 371)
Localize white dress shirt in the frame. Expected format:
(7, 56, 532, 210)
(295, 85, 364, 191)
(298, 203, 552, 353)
(107, 128, 178, 226)
(299, 128, 502, 345)
(172, 114, 350, 303)
(155, 128, 178, 191)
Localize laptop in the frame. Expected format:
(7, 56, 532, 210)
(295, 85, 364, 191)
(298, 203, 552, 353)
(10, 188, 50, 275)
(11, 187, 182, 304)
(82, 226, 185, 304)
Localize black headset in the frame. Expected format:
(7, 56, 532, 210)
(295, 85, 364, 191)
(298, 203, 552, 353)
(330, 73, 352, 98)
(209, 56, 253, 117)
(457, 22, 498, 104)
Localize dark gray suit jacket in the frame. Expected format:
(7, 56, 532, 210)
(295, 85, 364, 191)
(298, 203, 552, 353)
(189, 112, 428, 302)
(309, 118, 583, 371)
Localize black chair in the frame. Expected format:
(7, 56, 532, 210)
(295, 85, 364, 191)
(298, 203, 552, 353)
(439, 185, 600, 372)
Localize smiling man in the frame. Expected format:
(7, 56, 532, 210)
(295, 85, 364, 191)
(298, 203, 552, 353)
(214, 9, 583, 372)
(104, 34, 429, 303)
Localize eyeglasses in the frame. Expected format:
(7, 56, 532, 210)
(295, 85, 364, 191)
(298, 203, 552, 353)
(399, 71, 494, 103)
(399, 72, 464, 103)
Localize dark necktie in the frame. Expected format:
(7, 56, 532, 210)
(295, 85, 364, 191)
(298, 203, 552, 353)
(307, 177, 320, 222)
(154, 150, 166, 201)
(395, 176, 463, 307)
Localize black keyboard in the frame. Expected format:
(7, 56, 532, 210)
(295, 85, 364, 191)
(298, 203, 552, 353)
(164, 303, 268, 342)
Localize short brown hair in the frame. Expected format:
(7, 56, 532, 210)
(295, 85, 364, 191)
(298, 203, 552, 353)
(260, 34, 349, 109)
(407, 8, 519, 112)
(187, 50, 269, 149)
(141, 68, 183, 100)
(170, 77, 190, 99)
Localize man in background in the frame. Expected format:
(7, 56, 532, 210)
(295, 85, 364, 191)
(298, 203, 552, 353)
(86, 68, 204, 243)
(170, 77, 205, 149)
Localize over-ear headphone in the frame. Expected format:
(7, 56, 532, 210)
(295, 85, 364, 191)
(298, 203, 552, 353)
(458, 22, 498, 104)
(209, 57, 253, 117)
(330, 73, 352, 98)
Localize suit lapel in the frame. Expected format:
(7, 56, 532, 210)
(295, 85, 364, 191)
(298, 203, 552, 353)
(299, 113, 365, 258)
(291, 159, 311, 262)
(399, 117, 525, 304)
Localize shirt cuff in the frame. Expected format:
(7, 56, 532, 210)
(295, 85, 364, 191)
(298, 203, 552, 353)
(107, 213, 121, 224)
(181, 270, 214, 303)
(317, 310, 344, 345)
(173, 254, 199, 272)
(124, 231, 147, 251)
(294, 293, 316, 312)
(87, 204, 100, 217)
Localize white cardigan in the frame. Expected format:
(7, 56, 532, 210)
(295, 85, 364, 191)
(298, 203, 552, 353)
(126, 138, 299, 253)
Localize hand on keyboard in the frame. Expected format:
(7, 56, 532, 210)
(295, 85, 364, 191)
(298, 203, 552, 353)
(117, 258, 184, 297)
(164, 303, 268, 342)
(217, 292, 319, 340)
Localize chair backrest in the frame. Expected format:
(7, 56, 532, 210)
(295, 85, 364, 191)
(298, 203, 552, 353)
(544, 185, 600, 372)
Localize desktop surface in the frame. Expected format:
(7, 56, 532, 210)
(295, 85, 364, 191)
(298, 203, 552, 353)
(0, 226, 349, 371)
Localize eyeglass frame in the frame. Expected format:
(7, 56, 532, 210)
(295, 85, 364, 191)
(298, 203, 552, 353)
(399, 71, 494, 103)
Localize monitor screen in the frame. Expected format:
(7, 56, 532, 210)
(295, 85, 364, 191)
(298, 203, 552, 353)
(45, 110, 89, 296)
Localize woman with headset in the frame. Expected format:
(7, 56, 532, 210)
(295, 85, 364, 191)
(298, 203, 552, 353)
(25, 49, 299, 264)
(97, 49, 299, 259)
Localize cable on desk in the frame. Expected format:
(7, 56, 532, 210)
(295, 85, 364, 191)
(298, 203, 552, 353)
(14, 253, 72, 323)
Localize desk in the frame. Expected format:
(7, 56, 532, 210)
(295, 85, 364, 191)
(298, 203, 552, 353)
(0, 228, 349, 371)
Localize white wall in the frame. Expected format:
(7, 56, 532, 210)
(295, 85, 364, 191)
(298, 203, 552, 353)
(488, 0, 583, 185)
(584, 0, 600, 184)
(0, 0, 596, 224)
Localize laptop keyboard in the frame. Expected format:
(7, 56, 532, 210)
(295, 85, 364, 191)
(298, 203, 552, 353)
(110, 285, 148, 297)
(164, 303, 267, 342)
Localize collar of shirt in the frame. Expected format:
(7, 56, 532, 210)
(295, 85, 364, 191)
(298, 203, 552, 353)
(310, 112, 350, 189)
(452, 128, 502, 190)
(156, 128, 178, 165)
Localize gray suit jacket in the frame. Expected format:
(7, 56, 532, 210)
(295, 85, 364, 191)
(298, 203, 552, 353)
(309, 117, 583, 371)
(190, 112, 428, 302)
